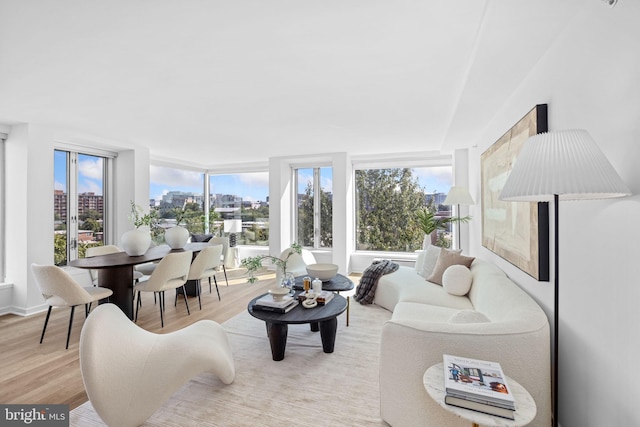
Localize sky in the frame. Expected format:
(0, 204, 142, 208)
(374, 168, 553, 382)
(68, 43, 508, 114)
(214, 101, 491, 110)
(54, 154, 452, 203)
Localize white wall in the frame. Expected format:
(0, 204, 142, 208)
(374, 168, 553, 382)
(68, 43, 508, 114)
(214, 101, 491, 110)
(467, 2, 640, 426)
(0, 124, 150, 316)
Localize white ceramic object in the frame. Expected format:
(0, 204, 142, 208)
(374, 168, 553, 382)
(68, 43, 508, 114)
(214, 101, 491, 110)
(268, 287, 290, 302)
(121, 229, 151, 256)
(164, 226, 189, 249)
(305, 263, 338, 282)
(312, 277, 322, 293)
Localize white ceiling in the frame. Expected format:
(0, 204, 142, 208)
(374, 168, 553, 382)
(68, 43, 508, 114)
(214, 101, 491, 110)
(0, 0, 583, 168)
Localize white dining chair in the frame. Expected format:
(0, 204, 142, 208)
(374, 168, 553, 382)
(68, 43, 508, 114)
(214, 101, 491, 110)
(186, 244, 223, 309)
(133, 250, 193, 328)
(85, 244, 144, 286)
(276, 246, 317, 281)
(209, 237, 229, 286)
(31, 263, 113, 349)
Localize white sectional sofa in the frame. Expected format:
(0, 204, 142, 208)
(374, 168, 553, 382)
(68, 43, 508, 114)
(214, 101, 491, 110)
(374, 250, 551, 427)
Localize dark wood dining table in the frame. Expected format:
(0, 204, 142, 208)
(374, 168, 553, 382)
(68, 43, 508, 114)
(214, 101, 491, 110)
(69, 242, 211, 319)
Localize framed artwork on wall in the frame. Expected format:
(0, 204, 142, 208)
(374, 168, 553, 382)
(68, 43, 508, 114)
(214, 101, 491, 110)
(480, 104, 550, 281)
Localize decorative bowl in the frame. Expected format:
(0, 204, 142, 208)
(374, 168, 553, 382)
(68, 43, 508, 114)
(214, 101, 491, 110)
(268, 287, 290, 302)
(306, 263, 339, 282)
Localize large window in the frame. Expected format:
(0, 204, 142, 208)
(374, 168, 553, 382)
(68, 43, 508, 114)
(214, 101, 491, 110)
(355, 165, 452, 252)
(295, 167, 333, 248)
(54, 149, 109, 266)
(150, 165, 205, 242)
(209, 172, 269, 246)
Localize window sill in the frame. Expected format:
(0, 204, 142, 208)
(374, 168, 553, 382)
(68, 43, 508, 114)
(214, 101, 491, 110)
(0, 282, 14, 290)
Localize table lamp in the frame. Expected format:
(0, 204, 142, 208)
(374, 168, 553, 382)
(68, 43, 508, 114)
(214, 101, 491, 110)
(224, 219, 243, 247)
(499, 129, 630, 427)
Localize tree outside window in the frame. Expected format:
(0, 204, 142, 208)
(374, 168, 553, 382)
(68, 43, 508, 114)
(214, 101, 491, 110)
(355, 166, 453, 252)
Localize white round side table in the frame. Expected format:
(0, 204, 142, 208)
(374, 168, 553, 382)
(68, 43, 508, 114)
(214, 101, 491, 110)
(423, 363, 537, 427)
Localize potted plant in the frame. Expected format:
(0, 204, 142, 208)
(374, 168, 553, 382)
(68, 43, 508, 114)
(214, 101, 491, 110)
(416, 206, 470, 247)
(241, 243, 302, 284)
(121, 201, 158, 256)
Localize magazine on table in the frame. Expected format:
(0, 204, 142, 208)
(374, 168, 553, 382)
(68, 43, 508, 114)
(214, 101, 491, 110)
(253, 294, 299, 313)
(443, 354, 516, 411)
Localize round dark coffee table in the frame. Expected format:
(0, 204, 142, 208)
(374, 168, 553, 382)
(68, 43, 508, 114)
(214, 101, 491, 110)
(293, 273, 354, 293)
(293, 273, 354, 326)
(248, 292, 348, 361)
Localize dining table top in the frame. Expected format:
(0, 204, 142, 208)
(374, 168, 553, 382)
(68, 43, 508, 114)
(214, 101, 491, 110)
(69, 242, 212, 269)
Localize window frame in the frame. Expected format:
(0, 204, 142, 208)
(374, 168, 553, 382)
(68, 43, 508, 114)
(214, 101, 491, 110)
(291, 162, 333, 249)
(351, 154, 452, 255)
(54, 143, 115, 265)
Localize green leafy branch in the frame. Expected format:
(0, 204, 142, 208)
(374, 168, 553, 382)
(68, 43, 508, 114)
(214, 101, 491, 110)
(241, 242, 302, 284)
(415, 206, 470, 236)
(129, 201, 158, 229)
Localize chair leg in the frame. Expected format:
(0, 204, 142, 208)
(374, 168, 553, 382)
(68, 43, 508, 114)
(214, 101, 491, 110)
(208, 276, 212, 293)
(222, 265, 229, 286)
(197, 280, 202, 310)
(66, 306, 76, 349)
(214, 276, 221, 301)
(159, 292, 164, 328)
(85, 303, 91, 318)
(181, 285, 190, 315)
(40, 306, 52, 344)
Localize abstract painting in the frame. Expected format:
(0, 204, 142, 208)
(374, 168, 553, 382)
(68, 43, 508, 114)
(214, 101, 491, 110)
(480, 104, 549, 281)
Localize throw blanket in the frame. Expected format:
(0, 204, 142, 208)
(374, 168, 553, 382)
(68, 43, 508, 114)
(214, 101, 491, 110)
(354, 260, 399, 304)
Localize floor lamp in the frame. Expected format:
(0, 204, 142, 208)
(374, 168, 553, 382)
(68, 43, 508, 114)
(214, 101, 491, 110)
(443, 186, 474, 250)
(499, 129, 630, 427)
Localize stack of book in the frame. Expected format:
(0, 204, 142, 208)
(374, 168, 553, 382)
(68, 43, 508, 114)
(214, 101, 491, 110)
(297, 290, 334, 305)
(443, 354, 516, 420)
(253, 294, 299, 313)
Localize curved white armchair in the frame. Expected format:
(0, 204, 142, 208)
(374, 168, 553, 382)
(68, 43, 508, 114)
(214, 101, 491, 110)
(80, 303, 235, 427)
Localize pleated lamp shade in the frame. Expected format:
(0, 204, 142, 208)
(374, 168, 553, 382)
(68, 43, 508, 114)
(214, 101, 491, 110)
(500, 129, 631, 202)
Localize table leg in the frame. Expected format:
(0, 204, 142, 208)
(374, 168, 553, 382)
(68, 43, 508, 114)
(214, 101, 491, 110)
(347, 296, 350, 327)
(98, 266, 135, 320)
(310, 322, 319, 332)
(266, 322, 288, 361)
(319, 317, 338, 353)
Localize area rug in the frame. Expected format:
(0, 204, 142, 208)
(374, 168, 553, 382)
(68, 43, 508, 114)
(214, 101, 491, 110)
(70, 296, 392, 426)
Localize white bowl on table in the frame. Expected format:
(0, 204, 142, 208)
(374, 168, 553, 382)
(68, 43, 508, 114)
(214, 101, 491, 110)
(268, 287, 290, 302)
(306, 263, 339, 282)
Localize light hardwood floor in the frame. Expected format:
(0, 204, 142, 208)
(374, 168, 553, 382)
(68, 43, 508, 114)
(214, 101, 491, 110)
(0, 268, 283, 410)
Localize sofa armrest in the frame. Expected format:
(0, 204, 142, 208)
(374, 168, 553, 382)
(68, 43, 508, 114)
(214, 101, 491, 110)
(379, 319, 550, 427)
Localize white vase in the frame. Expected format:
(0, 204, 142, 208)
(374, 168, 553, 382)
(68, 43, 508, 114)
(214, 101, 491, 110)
(164, 226, 189, 249)
(121, 229, 151, 256)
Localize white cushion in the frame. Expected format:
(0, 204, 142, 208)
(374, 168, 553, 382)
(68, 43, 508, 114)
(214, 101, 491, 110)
(442, 264, 473, 296)
(448, 309, 490, 323)
(418, 245, 442, 278)
(414, 250, 426, 275)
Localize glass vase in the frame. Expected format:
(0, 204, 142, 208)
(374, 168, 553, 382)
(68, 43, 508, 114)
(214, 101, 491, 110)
(280, 271, 296, 293)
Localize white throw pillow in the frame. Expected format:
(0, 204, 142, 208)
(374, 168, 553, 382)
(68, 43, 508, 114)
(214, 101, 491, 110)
(418, 245, 442, 278)
(448, 310, 490, 324)
(442, 264, 473, 295)
(414, 250, 426, 275)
